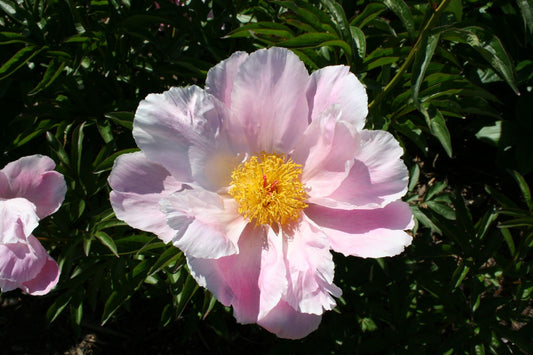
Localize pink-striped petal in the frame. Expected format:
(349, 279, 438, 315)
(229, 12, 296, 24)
(133, 85, 224, 186)
(306, 65, 368, 130)
(1, 155, 66, 219)
(229, 47, 310, 153)
(282, 218, 341, 315)
(306, 201, 414, 258)
(293, 106, 359, 198)
(312, 130, 409, 209)
(205, 51, 249, 109)
(108, 152, 183, 243)
(0, 198, 39, 244)
(0, 235, 48, 293)
(258, 299, 322, 339)
(20, 243, 59, 295)
(160, 189, 246, 259)
(187, 225, 265, 323)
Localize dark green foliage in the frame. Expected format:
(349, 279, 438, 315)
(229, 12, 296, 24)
(0, 0, 532, 353)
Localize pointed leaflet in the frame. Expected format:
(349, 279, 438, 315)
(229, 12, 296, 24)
(412, 31, 440, 108)
(442, 26, 519, 95)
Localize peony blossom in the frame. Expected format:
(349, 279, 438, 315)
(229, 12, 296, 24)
(109, 47, 413, 338)
(0, 155, 66, 295)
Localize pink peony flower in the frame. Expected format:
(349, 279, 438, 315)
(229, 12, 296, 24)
(109, 47, 413, 338)
(0, 155, 66, 295)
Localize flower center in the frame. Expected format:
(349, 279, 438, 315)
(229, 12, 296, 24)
(229, 153, 308, 227)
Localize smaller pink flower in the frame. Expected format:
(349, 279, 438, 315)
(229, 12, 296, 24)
(0, 155, 66, 295)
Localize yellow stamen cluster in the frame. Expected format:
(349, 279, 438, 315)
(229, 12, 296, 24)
(229, 153, 308, 227)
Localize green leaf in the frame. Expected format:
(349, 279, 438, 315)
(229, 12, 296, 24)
(149, 246, 183, 276)
(47, 292, 72, 323)
(160, 303, 174, 327)
(83, 236, 92, 256)
(426, 201, 456, 220)
(175, 273, 199, 318)
(412, 32, 440, 107)
(94, 231, 119, 257)
(408, 163, 420, 192)
(442, 26, 519, 95)
(350, 2, 386, 28)
(0, 45, 45, 80)
(276, 1, 336, 33)
(350, 26, 366, 61)
(360, 317, 378, 332)
(508, 170, 533, 211)
(101, 290, 127, 325)
(320, 0, 354, 62)
(0, 31, 28, 45)
(381, 0, 415, 38)
(426, 180, 448, 200)
(501, 227, 516, 257)
(422, 106, 453, 157)
(93, 148, 139, 173)
(225, 22, 293, 39)
(475, 120, 502, 146)
(28, 58, 66, 95)
(0, 0, 27, 23)
(105, 111, 134, 130)
(517, 0, 533, 37)
(393, 119, 428, 153)
(71, 122, 86, 178)
(279, 33, 352, 56)
(451, 262, 470, 289)
(498, 216, 533, 228)
(45, 131, 70, 166)
(70, 289, 84, 327)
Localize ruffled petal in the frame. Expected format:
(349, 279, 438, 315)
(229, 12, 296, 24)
(282, 218, 341, 315)
(306, 201, 414, 258)
(306, 65, 368, 131)
(229, 47, 310, 153)
(20, 237, 59, 295)
(258, 300, 322, 339)
(0, 198, 39, 244)
(205, 51, 249, 108)
(1, 155, 66, 219)
(0, 235, 48, 292)
(313, 130, 409, 209)
(257, 227, 287, 319)
(160, 189, 246, 259)
(293, 106, 359, 198)
(187, 224, 265, 323)
(108, 152, 183, 243)
(133, 85, 224, 185)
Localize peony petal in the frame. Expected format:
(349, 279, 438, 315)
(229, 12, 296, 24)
(312, 130, 409, 209)
(187, 224, 265, 323)
(0, 235, 48, 292)
(108, 152, 183, 243)
(293, 106, 359, 198)
(205, 51, 249, 109)
(133, 85, 224, 184)
(0, 198, 39, 244)
(1, 155, 66, 219)
(256, 227, 287, 319)
(20, 252, 59, 295)
(306, 201, 414, 258)
(258, 299, 322, 339)
(160, 189, 246, 259)
(282, 218, 341, 315)
(306, 65, 368, 130)
(229, 47, 310, 153)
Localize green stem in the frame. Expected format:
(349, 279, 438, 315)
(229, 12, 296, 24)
(368, 0, 454, 111)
